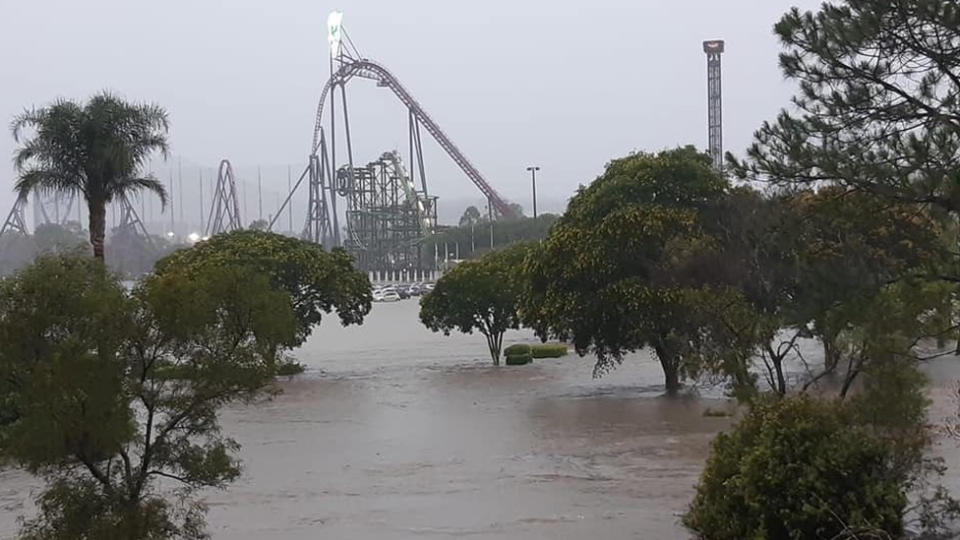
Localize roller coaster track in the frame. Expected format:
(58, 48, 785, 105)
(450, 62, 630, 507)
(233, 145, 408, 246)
(310, 58, 517, 220)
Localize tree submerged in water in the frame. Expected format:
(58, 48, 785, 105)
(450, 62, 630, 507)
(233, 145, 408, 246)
(0, 237, 371, 538)
(520, 146, 752, 392)
(419, 244, 530, 365)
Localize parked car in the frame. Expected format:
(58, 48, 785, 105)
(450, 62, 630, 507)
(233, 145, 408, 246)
(380, 290, 401, 302)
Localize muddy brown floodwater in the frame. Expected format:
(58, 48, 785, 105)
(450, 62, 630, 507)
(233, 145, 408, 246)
(2, 299, 958, 539)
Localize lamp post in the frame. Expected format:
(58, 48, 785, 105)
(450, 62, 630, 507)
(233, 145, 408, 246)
(526, 166, 540, 219)
(487, 197, 494, 249)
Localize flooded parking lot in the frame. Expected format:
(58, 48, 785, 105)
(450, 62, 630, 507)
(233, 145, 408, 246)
(2, 299, 957, 539)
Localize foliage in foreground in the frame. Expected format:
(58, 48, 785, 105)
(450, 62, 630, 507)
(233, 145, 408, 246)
(420, 244, 530, 365)
(685, 377, 960, 540)
(0, 256, 291, 538)
(0, 248, 367, 538)
(733, 0, 960, 221)
(684, 396, 906, 539)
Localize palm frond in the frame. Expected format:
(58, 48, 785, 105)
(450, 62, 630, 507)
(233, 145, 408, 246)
(112, 175, 168, 207)
(14, 169, 83, 201)
(11, 92, 169, 217)
(10, 107, 45, 143)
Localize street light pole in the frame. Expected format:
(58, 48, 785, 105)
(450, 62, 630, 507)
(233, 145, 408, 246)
(526, 166, 540, 219)
(487, 197, 494, 249)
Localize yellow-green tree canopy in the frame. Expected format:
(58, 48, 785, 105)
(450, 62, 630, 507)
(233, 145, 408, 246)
(155, 230, 372, 345)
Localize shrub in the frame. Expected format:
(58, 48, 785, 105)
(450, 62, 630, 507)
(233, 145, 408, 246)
(701, 407, 731, 418)
(276, 359, 305, 376)
(683, 396, 906, 539)
(503, 343, 531, 356)
(505, 353, 532, 366)
(531, 343, 568, 358)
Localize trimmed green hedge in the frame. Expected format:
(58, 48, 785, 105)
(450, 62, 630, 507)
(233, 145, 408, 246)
(505, 353, 532, 366)
(503, 343, 531, 356)
(531, 343, 568, 358)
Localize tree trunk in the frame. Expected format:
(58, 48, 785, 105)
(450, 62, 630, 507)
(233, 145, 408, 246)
(663, 364, 680, 394)
(822, 335, 840, 372)
(654, 344, 681, 394)
(485, 332, 502, 366)
(767, 344, 787, 396)
(775, 359, 786, 396)
(88, 201, 107, 261)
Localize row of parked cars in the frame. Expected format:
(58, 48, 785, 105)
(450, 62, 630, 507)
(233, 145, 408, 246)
(372, 282, 435, 302)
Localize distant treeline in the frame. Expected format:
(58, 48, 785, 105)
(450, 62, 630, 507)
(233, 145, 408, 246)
(0, 222, 181, 277)
(423, 214, 558, 260)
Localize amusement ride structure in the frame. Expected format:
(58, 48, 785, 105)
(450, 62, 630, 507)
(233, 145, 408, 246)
(205, 159, 243, 237)
(1, 12, 727, 280)
(268, 12, 515, 278)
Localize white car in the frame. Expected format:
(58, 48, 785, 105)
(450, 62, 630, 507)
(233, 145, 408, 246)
(372, 289, 384, 302)
(380, 290, 401, 302)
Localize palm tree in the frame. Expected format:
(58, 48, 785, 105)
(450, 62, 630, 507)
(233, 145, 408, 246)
(11, 91, 169, 260)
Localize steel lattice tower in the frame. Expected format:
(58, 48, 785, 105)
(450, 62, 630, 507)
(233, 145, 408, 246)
(0, 198, 28, 236)
(338, 151, 437, 277)
(205, 159, 243, 236)
(703, 40, 725, 170)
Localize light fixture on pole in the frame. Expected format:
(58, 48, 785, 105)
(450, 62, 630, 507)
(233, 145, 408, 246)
(526, 166, 540, 219)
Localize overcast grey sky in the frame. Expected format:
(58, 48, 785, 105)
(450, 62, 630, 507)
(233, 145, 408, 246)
(0, 0, 821, 230)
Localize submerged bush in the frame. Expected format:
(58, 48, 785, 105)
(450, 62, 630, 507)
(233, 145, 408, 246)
(683, 396, 906, 539)
(503, 343, 531, 356)
(276, 359, 306, 376)
(505, 353, 532, 366)
(531, 343, 567, 358)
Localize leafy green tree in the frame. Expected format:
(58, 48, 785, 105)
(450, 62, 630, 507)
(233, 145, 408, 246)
(520, 147, 753, 392)
(431, 213, 558, 259)
(0, 246, 364, 538)
(686, 385, 960, 539)
(732, 1, 960, 215)
(154, 230, 372, 345)
(731, 0, 960, 367)
(684, 396, 909, 539)
(11, 92, 169, 260)
(787, 189, 953, 396)
(0, 232, 37, 275)
(33, 222, 87, 254)
(420, 244, 530, 364)
(458, 206, 481, 228)
(707, 187, 953, 398)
